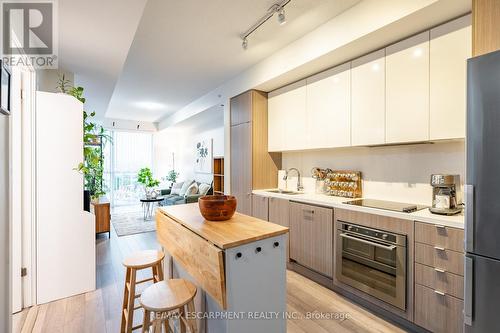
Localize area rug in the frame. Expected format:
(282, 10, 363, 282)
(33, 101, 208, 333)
(111, 205, 157, 237)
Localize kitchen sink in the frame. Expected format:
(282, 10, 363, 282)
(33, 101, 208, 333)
(266, 189, 302, 195)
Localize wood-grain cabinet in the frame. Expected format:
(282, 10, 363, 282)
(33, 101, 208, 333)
(251, 194, 269, 221)
(268, 197, 290, 261)
(414, 221, 465, 333)
(230, 90, 282, 216)
(289, 202, 333, 278)
(268, 16, 470, 152)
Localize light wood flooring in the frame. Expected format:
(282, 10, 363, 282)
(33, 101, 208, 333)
(13, 221, 407, 333)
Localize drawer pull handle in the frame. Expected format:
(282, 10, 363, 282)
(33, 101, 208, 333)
(434, 246, 445, 251)
(434, 268, 446, 273)
(303, 209, 314, 214)
(273, 242, 280, 248)
(435, 224, 446, 230)
(434, 290, 446, 296)
(236, 252, 242, 259)
(255, 247, 262, 253)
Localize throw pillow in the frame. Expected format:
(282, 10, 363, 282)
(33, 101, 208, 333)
(179, 179, 195, 196)
(198, 183, 211, 196)
(184, 182, 199, 197)
(170, 182, 184, 195)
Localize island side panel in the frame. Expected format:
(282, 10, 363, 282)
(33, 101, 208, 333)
(224, 234, 287, 333)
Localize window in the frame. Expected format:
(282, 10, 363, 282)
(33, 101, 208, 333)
(104, 131, 154, 207)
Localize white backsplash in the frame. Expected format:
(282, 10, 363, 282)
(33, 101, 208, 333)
(280, 140, 465, 206)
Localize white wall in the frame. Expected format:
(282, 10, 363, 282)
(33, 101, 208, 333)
(281, 140, 465, 205)
(36, 69, 74, 93)
(154, 107, 224, 186)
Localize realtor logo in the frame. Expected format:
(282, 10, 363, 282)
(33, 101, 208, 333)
(1, 1, 58, 68)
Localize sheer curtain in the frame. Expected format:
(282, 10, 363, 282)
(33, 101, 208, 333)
(104, 130, 154, 207)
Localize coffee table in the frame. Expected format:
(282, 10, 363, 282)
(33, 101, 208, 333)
(140, 197, 164, 221)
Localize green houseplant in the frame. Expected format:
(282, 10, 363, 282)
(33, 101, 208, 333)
(58, 76, 110, 202)
(137, 167, 160, 198)
(166, 170, 179, 186)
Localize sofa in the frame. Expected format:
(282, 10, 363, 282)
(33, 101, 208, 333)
(160, 180, 213, 206)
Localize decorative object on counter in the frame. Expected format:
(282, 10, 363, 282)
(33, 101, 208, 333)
(325, 170, 362, 198)
(311, 167, 332, 194)
(429, 174, 462, 215)
(198, 195, 237, 221)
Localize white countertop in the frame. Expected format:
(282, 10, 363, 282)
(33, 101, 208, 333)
(252, 189, 465, 229)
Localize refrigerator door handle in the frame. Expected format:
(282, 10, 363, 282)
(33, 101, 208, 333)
(465, 184, 474, 252)
(464, 256, 473, 326)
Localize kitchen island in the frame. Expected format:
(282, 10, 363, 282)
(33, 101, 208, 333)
(156, 203, 289, 333)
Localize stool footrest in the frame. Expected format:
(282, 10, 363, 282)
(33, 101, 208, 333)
(136, 277, 154, 284)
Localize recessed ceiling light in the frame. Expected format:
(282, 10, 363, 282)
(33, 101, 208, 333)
(134, 101, 165, 110)
(413, 48, 423, 58)
(242, 38, 248, 50)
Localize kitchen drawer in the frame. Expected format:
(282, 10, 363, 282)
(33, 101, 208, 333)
(415, 243, 464, 276)
(415, 263, 464, 299)
(415, 222, 464, 252)
(414, 284, 463, 333)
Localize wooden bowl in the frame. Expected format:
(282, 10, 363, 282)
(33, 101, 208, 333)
(198, 195, 237, 221)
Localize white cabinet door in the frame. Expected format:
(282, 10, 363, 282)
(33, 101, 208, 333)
(306, 63, 351, 149)
(351, 49, 386, 146)
(268, 80, 307, 152)
(386, 32, 430, 143)
(430, 15, 471, 140)
(268, 92, 285, 152)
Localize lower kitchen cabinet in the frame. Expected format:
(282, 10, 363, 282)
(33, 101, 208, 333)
(289, 202, 333, 278)
(415, 284, 464, 333)
(252, 194, 269, 221)
(269, 197, 289, 261)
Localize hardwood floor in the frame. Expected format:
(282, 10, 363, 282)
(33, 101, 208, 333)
(14, 221, 406, 333)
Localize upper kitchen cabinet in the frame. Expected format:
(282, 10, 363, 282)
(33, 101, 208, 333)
(351, 49, 386, 146)
(306, 63, 351, 149)
(268, 80, 307, 152)
(230, 89, 252, 126)
(429, 15, 471, 140)
(385, 32, 430, 143)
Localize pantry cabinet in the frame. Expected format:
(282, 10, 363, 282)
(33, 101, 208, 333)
(429, 16, 471, 140)
(267, 80, 307, 152)
(351, 49, 386, 146)
(306, 63, 351, 148)
(385, 32, 430, 143)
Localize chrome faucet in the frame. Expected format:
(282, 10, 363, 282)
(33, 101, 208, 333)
(283, 168, 303, 192)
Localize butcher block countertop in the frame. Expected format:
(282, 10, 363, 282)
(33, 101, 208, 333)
(157, 203, 289, 249)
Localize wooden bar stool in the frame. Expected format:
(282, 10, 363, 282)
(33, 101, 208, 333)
(121, 250, 165, 333)
(140, 279, 197, 333)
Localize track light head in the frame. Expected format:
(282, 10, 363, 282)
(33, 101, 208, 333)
(277, 8, 286, 25)
(242, 38, 248, 50)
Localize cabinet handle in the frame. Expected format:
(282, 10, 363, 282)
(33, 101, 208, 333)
(435, 224, 446, 230)
(434, 246, 445, 251)
(434, 290, 446, 296)
(303, 209, 314, 214)
(273, 241, 280, 248)
(235, 252, 242, 259)
(434, 268, 446, 273)
(255, 247, 262, 253)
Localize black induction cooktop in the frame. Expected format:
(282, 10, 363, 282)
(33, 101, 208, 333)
(343, 199, 428, 213)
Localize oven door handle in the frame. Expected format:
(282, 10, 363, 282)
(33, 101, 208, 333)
(339, 233, 397, 251)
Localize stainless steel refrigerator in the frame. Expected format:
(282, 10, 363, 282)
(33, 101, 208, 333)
(465, 49, 500, 332)
(0, 105, 10, 332)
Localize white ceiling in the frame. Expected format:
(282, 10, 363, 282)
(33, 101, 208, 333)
(104, 0, 361, 122)
(58, 0, 147, 121)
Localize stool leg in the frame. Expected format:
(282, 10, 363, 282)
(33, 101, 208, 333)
(186, 300, 197, 333)
(179, 307, 186, 333)
(152, 265, 158, 283)
(163, 316, 170, 333)
(142, 309, 151, 333)
(152, 317, 162, 333)
(126, 268, 137, 333)
(157, 262, 164, 281)
(121, 268, 131, 333)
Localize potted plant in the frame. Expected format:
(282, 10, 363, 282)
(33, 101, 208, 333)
(59, 76, 111, 208)
(165, 169, 179, 188)
(137, 167, 160, 198)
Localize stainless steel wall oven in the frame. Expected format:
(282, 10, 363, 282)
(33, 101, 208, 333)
(336, 221, 407, 310)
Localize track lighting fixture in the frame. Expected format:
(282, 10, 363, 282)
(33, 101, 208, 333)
(277, 8, 286, 25)
(240, 0, 291, 50)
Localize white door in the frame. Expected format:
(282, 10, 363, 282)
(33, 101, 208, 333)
(306, 63, 351, 149)
(429, 15, 471, 140)
(351, 49, 386, 146)
(385, 32, 430, 143)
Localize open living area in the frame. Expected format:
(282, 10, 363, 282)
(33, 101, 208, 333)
(2, 0, 500, 332)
